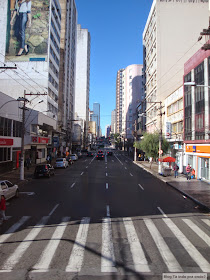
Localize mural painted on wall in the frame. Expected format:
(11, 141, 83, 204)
(6, 0, 49, 62)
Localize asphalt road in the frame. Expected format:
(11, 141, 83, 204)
(0, 150, 209, 280)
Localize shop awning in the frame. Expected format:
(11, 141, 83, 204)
(158, 156, 176, 162)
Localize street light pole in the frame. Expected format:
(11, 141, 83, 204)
(20, 90, 27, 180)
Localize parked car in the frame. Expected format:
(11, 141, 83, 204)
(55, 158, 68, 168)
(34, 164, 55, 178)
(0, 180, 19, 200)
(107, 151, 113, 156)
(96, 152, 104, 160)
(70, 154, 78, 161)
(87, 151, 93, 157)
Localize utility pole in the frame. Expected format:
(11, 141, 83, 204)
(20, 91, 47, 180)
(158, 101, 163, 174)
(134, 120, 137, 162)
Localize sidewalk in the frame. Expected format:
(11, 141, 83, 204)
(0, 159, 57, 187)
(134, 161, 210, 212)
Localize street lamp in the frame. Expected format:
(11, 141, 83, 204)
(0, 97, 26, 110)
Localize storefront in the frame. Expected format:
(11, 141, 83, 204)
(185, 144, 210, 182)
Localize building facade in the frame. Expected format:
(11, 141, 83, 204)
(143, 0, 208, 133)
(74, 24, 91, 148)
(111, 109, 116, 134)
(0, 0, 62, 167)
(92, 103, 100, 137)
(58, 0, 77, 154)
(184, 47, 210, 182)
(116, 69, 124, 134)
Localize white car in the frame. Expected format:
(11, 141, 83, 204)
(55, 158, 68, 168)
(0, 180, 19, 200)
(70, 154, 78, 161)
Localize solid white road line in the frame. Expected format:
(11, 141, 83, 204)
(101, 217, 117, 272)
(106, 183, 109, 190)
(70, 182, 76, 188)
(48, 204, 59, 216)
(1, 216, 49, 271)
(157, 207, 168, 218)
(33, 217, 70, 271)
(138, 184, 144, 190)
(114, 154, 123, 166)
(106, 205, 110, 217)
(123, 217, 150, 272)
(163, 218, 210, 272)
(66, 217, 90, 272)
(202, 219, 210, 227)
(183, 219, 210, 246)
(0, 216, 30, 246)
(144, 218, 182, 272)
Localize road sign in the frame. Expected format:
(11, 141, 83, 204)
(159, 150, 163, 155)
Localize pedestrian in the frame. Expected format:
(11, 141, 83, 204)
(0, 195, 7, 224)
(173, 163, 179, 178)
(46, 155, 50, 163)
(186, 163, 191, 180)
(191, 168, 195, 179)
(26, 157, 31, 170)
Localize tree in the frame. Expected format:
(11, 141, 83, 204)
(134, 132, 169, 163)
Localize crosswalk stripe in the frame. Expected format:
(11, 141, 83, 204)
(0, 216, 30, 246)
(144, 218, 183, 272)
(163, 218, 210, 272)
(1, 216, 49, 271)
(123, 217, 150, 273)
(33, 217, 70, 271)
(202, 219, 210, 227)
(65, 217, 90, 272)
(183, 219, 210, 247)
(101, 217, 117, 273)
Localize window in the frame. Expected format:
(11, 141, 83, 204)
(184, 72, 192, 140)
(0, 148, 11, 162)
(1, 182, 7, 190)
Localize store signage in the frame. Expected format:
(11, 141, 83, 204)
(186, 145, 210, 153)
(0, 138, 13, 146)
(52, 137, 59, 148)
(193, 146, 196, 152)
(31, 136, 50, 144)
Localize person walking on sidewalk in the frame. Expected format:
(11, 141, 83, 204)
(0, 195, 7, 224)
(186, 164, 191, 180)
(173, 163, 179, 178)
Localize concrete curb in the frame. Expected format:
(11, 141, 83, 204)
(133, 161, 210, 212)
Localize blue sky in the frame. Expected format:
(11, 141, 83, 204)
(75, 0, 153, 135)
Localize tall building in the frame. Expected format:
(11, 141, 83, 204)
(116, 65, 143, 139)
(0, 0, 61, 165)
(111, 109, 116, 134)
(143, 0, 208, 133)
(116, 69, 124, 134)
(74, 24, 91, 148)
(93, 103, 100, 137)
(58, 0, 77, 152)
(184, 47, 210, 181)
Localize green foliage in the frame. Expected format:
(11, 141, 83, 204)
(33, 13, 41, 19)
(134, 132, 169, 160)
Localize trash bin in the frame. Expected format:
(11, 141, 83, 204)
(163, 168, 172, 176)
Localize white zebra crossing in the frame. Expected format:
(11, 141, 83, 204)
(65, 217, 90, 272)
(33, 217, 70, 271)
(0, 215, 209, 275)
(1, 216, 49, 271)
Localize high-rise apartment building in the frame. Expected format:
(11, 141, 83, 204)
(0, 0, 62, 164)
(58, 0, 77, 132)
(116, 65, 143, 139)
(116, 69, 124, 134)
(111, 109, 116, 134)
(74, 24, 91, 147)
(143, 0, 208, 133)
(93, 103, 100, 137)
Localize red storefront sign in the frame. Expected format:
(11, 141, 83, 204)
(0, 138, 13, 146)
(31, 136, 50, 144)
(38, 137, 50, 144)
